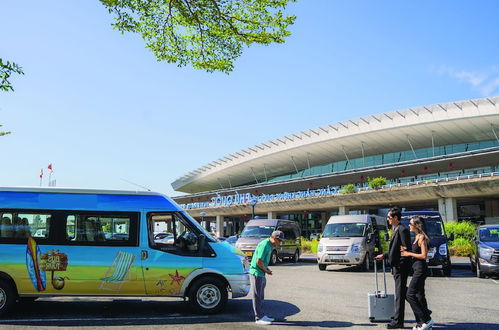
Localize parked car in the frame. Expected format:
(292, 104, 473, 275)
(401, 211, 453, 276)
(309, 231, 321, 240)
(235, 219, 301, 264)
(225, 235, 239, 246)
(317, 214, 387, 271)
(470, 225, 499, 278)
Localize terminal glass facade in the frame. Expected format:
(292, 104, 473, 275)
(257, 139, 499, 185)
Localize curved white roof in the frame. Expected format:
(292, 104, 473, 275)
(172, 97, 499, 193)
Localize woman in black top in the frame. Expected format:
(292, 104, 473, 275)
(401, 216, 434, 330)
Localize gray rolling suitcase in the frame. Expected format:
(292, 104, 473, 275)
(368, 260, 395, 322)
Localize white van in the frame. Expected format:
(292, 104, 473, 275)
(317, 215, 388, 271)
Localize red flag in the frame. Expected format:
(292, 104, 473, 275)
(39, 168, 43, 178)
(48, 164, 53, 173)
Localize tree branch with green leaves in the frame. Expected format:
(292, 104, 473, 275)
(100, 0, 296, 73)
(1, 58, 24, 92)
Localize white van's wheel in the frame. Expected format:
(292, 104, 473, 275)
(291, 250, 299, 263)
(318, 263, 327, 271)
(0, 280, 16, 317)
(362, 253, 371, 272)
(188, 277, 228, 314)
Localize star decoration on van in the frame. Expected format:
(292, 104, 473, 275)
(169, 270, 185, 286)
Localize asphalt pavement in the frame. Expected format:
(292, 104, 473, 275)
(0, 258, 497, 330)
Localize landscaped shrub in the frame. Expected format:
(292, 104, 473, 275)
(300, 237, 319, 254)
(341, 184, 356, 194)
(448, 237, 476, 256)
(368, 176, 387, 189)
(300, 237, 312, 253)
(444, 221, 477, 256)
(444, 221, 476, 241)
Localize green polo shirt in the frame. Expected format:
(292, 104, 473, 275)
(250, 238, 272, 277)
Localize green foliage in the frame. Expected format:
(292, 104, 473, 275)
(449, 237, 475, 256)
(444, 221, 476, 241)
(300, 237, 319, 254)
(100, 0, 296, 73)
(341, 184, 355, 194)
(368, 176, 387, 190)
(445, 221, 477, 256)
(0, 58, 24, 92)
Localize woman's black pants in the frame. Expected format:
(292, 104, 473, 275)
(406, 265, 430, 323)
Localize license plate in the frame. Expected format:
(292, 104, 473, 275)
(328, 255, 341, 261)
(245, 251, 253, 257)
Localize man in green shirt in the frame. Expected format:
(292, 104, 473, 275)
(249, 230, 284, 325)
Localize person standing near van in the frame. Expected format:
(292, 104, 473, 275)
(401, 216, 434, 330)
(375, 206, 411, 329)
(250, 230, 284, 325)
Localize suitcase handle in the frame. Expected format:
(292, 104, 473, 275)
(374, 258, 387, 297)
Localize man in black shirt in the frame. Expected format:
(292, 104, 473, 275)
(376, 206, 411, 329)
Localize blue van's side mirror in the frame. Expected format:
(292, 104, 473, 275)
(198, 234, 206, 256)
(384, 232, 390, 242)
(448, 232, 454, 241)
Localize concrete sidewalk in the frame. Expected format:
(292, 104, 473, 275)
(299, 253, 471, 269)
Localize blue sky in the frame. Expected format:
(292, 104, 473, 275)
(1, 0, 499, 196)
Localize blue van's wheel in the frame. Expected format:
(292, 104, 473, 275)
(269, 250, 278, 265)
(0, 280, 16, 317)
(188, 277, 228, 314)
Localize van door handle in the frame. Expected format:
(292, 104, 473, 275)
(141, 250, 148, 260)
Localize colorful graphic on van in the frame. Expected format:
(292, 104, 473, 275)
(99, 251, 136, 292)
(154, 269, 187, 294)
(26, 237, 46, 292)
(169, 270, 185, 285)
(40, 249, 69, 290)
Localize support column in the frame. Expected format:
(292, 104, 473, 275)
(216, 215, 224, 237)
(438, 198, 457, 222)
(338, 206, 349, 215)
(485, 199, 499, 217)
(267, 211, 277, 219)
(321, 212, 328, 229)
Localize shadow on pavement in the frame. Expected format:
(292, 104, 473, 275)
(439, 322, 499, 329)
(272, 319, 376, 328)
(0, 298, 300, 327)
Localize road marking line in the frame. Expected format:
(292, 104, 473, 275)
(0, 316, 210, 323)
(492, 279, 499, 284)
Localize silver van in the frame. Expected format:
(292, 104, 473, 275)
(235, 219, 301, 264)
(317, 215, 387, 271)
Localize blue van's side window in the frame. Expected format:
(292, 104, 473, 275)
(62, 212, 139, 246)
(148, 212, 200, 256)
(0, 210, 51, 241)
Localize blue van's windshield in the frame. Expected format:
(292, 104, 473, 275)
(240, 225, 274, 238)
(479, 227, 499, 242)
(401, 215, 445, 237)
(322, 223, 366, 238)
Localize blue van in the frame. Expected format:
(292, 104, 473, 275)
(0, 187, 250, 316)
(401, 211, 453, 276)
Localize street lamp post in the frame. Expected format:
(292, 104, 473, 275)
(250, 197, 258, 219)
(200, 211, 208, 231)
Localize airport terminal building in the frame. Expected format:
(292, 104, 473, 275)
(171, 97, 499, 237)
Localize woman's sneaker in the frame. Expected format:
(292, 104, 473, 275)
(255, 318, 272, 325)
(420, 319, 434, 330)
(261, 316, 275, 322)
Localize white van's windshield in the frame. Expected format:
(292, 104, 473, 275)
(323, 223, 366, 238)
(240, 225, 274, 238)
